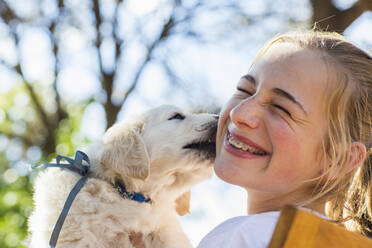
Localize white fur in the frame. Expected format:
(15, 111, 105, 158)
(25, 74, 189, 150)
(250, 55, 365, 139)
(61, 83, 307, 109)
(28, 105, 217, 248)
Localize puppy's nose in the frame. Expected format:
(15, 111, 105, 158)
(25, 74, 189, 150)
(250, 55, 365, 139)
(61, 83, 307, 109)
(213, 115, 219, 120)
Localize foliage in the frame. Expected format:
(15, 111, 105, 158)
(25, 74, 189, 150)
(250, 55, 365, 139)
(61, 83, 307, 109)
(0, 159, 32, 248)
(0, 84, 82, 247)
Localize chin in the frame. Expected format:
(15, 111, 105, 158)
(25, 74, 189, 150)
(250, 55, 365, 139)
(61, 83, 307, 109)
(213, 157, 241, 186)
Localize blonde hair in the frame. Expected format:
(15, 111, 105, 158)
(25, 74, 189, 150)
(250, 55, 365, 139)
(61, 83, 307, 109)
(255, 31, 372, 237)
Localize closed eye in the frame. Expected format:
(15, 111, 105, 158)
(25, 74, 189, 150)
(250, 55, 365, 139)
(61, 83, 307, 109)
(273, 104, 291, 116)
(237, 87, 253, 96)
(168, 113, 185, 120)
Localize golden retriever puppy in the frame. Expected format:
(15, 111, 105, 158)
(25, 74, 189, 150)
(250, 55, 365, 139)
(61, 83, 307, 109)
(28, 104, 217, 248)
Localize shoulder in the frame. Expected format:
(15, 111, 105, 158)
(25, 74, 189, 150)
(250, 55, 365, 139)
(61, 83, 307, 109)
(198, 211, 280, 248)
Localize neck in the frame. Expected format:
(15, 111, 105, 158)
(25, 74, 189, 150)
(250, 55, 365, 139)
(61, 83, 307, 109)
(139, 174, 190, 203)
(246, 189, 326, 216)
(305, 202, 326, 216)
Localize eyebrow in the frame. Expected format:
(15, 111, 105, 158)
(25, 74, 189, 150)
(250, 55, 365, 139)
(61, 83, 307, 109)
(241, 74, 256, 85)
(241, 74, 307, 115)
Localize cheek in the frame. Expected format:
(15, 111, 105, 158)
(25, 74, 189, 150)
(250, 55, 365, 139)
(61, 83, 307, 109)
(268, 120, 305, 177)
(268, 119, 322, 184)
(269, 117, 298, 150)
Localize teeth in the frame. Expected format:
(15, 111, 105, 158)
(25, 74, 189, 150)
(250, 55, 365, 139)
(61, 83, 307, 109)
(228, 134, 267, 155)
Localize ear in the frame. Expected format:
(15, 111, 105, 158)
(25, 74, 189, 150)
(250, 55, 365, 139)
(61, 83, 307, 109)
(324, 142, 367, 180)
(175, 191, 191, 216)
(101, 127, 150, 180)
(348, 142, 367, 173)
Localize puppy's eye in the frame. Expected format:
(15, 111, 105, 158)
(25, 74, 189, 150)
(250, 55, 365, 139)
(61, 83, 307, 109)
(168, 113, 185, 120)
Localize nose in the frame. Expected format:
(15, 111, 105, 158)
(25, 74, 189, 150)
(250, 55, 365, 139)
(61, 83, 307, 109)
(230, 99, 260, 130)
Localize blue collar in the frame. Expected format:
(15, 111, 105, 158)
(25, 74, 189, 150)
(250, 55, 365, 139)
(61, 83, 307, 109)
(114, 180, 151, 203)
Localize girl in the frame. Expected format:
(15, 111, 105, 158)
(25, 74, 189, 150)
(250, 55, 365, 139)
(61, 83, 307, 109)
(198, 31, 372, 247)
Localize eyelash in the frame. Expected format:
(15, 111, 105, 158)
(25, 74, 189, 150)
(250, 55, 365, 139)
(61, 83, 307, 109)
(272, 104, 291, 116)
(236, 87, 291, 116)
(237, 87, 253, 96)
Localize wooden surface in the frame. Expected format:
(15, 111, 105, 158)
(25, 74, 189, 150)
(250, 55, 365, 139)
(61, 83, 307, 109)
(268, 206, 372, 248)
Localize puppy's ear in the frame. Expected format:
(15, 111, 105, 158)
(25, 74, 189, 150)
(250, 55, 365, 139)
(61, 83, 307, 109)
(175, 191, 191, 216)
(101, 126, 150, 180)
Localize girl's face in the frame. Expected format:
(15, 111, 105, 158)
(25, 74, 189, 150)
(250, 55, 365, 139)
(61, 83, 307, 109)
(215, 43, 331, 207)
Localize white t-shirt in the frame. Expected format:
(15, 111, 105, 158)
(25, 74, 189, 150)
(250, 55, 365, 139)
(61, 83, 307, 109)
(197, 211, 280, 248)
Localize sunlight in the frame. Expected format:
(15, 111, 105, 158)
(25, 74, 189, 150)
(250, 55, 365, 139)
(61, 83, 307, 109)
(126, 0, 162, 16)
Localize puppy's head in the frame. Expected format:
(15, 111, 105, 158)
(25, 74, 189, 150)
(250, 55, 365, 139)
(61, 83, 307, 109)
(99, 105, 217, 211)
(141, 105, 218, 169)
(141, 105, 217, 209)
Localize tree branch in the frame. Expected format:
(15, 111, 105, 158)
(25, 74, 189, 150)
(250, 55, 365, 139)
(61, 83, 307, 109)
(337, 1, 365, 32)
(120, 15, 175, 108)
(103, 73, 121, 128)
(92, 0, 104, 76)
(102, 0, 126, 128)
(23, 81, 49, 128)
(92, 0, 122, 128)
(1, 59, 57, 153)
(9, 29, 57, 154)
(113, 0, 124, 72)
(48, 8, 68, 124)
(310, 0, 369, 33)
(360, 0, 372, 11)
(23, 80, 56, 153)
(0, 0, 20, 24)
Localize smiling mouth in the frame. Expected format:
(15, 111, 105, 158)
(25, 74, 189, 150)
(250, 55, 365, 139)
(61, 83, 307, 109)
(226, 132, 268, 156)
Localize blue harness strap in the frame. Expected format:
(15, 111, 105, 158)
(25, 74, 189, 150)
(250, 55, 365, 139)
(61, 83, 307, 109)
(32, 150, 151, 247)
(49, 176, 88, 248)
(32, 151, 90, 248)
(32, 150, 90, 176)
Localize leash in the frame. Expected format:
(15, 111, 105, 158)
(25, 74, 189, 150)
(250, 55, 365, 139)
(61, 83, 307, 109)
(32, 151, 90, 248)
(32, 150, 151, 247)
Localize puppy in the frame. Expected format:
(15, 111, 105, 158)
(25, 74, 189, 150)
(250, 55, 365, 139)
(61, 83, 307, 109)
(28, 104, 217, 248)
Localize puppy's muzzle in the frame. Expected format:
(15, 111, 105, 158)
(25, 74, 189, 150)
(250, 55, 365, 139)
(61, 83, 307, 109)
(183, 117, 218, 160)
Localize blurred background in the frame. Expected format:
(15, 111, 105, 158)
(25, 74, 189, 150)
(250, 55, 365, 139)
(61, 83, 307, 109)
(0, 0, 371, 247)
